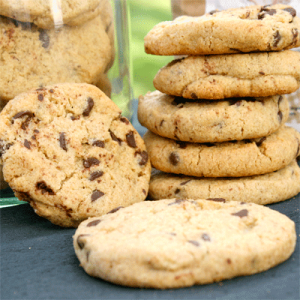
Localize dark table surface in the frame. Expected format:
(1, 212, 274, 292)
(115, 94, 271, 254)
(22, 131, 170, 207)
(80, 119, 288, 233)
(1, 109, 299, 300)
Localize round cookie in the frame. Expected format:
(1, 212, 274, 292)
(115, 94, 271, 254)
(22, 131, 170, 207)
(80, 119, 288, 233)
(143, 126, 300, 178)
(0, 83, 151, 227)
(0, 0, 103, 29)
(0, 14, 112, 102)
(149, 160, 300, 205)
(73, 199, 296, 289)
(138, 91, 289, 143)
(145, 4, 300, 55)
(153, 51, 300, 99)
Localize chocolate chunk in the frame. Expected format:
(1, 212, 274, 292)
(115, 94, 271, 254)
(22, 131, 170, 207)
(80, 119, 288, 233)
(259, 71, 265, 75)
(206, 198, 226, 203)
(12, 111, 34, 122)
(188, 240, 200, 247)
(227, 258, 232, 264)
(0, 140, 13, 157)
(291, 28, 298, 45)
(120, 117, 129, 124)
(34, 129, 39, 133)
(202, 233, 211, 241)
(38, 30, 50, 48)
(87, 220, 101, 227)
(92, 140, 105, 148)
(108, 206, 124, 214)
(168, 199, 187, 206)
(82, 97, 94, 116)
(24, 139, 31, 149)
(31, 135, 36, 140)
(59, 132, 67, 151)
(38, 94, 44, 101)
(283, 7, 296, 17)
(180, 179, 192, 186)
(135, 150, 148, 166)
(89, 171, 104, 181)
(142, 189, 146, 195)
(273, 31, 281, 47)
(169, 152, 180, 166)
(278, 111, 283, 123)
(175, 188, 180, 194)
(77, 234, 89, 250)
(175, 141, 187, 149)
(49, 89, 54, 93)
(231, 209, 248, 218)
(256, 137, 266, 147)
(126, 131, 137, 148)
(109, 130, 122, 145)
(36, 181, 55, 195)
(83, 157, 100, 168)
(190, 93, 198, 99)
(91, 190, 104, 201)
(70, 116, 80, 121)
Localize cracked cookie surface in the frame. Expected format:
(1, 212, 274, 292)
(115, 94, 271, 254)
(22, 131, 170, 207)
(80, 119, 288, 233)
(138, 91, 289, 143)
(153, 51, 300, 99)
(0, 83, 151, 227)
(73, 199, 296, 288)
(143, 126, 300, 177)
(0, 14, 111, 102)
(149, 160, 300, 205)
(145, 4, 300, 55)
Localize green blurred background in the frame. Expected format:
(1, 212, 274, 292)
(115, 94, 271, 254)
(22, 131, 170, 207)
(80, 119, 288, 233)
(128, 0, 174, 99)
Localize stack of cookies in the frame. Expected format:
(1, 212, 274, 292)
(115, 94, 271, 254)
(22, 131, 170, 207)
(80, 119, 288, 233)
(138, 4, 300, 205)
(0, 0, 114, 190)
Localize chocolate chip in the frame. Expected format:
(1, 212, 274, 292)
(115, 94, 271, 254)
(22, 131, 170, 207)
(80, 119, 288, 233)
(169, 152, 180, 166)
(59, 132, 67, 151)
(0, 140, 13, 157)
(180, 179, 192, 186)
(278, 111, 283, 123)
(283, 7, 296, 17)
(36, 181, 55, 195)
(70, 116, 80, 121)
(175, 141, 187, 149)
(160, 120, 165, 127)
(24, 139, 31, 149)
(168, 199, 187, 206)
(49, 89, 54, 93)
(206, 198, 226, 203)
(92, 140, 105, 148)
(38, 30, 50, 48)
(109, 130, 122, 145)
(108, 206, 124, 214)
(126, 131, 137, 148)
(259, 71, 265, 75)
(83, 158, 100, 168)
(87, 220, 101, 227)
(202, 233, 211, 241)
(38, 94, 44, 101)
(175, 188, 180, 194)
(77, 234, 89, 250)
(227, 258, 232, 264)
(91, 190, 104, 201)
(190, 93, 198, 99)
(89, 171, 104, 181)
(31, 135, 36, 140)
(34, 129, 39, 133)
(231, 209, 248, 218)
(273, 31, 281, 47)
(188, 240, 200, 247)
(135, 150, 148, 166)
(142, 189, 146, 195)
(258, 8, 277, 19)
(82, 97, 94, 117)
(120, 117, 129, 124)
(291, 28, 298, 45)
(256, 137, 266, 147)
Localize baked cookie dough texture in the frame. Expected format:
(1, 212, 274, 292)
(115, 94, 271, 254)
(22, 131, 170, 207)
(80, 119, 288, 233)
(0, 83, 151, 227)
(144, 4, 300, 55)
(74, 199, 296, 289)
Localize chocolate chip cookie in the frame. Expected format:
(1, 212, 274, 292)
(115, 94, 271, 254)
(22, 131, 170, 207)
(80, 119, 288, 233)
(143, 126, 300, 177)
(0, 14, 112, 102)
(153, 51, 300, 99)
(149, 160, 300, 205)
(145, 4, 300, 55)
(138, 91, 289, 143)
(0, 83, 151, 227)
(74, 199, 296, 288)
